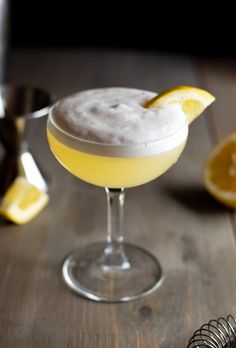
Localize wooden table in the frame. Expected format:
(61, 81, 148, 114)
(0, 49, 236, 347)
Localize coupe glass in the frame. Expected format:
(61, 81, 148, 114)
(47, 99, 188, 302)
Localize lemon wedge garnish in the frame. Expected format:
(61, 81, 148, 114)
(145, 86, 215, 124)
(0, 177, 49, 224)
(204, 133, 236, 209)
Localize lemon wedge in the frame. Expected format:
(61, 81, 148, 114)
(145, 86, 215, 124)
(0, 177, 49, 224)
(204, 133, 236, 209)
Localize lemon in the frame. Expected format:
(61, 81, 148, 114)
(145, 86, 215, 124)
(204, 133, 236, 209)
(0, 177, 49, 224)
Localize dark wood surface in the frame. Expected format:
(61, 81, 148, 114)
(0, 49, 236, 347)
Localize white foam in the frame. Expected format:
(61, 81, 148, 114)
(49, 88, 188, 157)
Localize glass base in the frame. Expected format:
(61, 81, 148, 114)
(62, 242, 163, 302)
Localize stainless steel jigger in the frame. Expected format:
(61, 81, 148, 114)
(187, 314, 236, 348)
(0, 85, 54, 196)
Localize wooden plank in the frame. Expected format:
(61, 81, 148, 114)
(197, 58, 236, 142)
(0, 49, 235, 347)
(198, 55, 236, 271)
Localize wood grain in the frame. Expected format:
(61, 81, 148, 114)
(0, 49, 235, 347)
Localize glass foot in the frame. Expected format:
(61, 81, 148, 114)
(62, 242, 163, 302)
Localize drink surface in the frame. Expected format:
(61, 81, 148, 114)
(47, 88, 188, 187)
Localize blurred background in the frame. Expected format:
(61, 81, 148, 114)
(7, 0, 234, 56)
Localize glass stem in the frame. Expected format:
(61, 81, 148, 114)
(101, 188, 130, 271)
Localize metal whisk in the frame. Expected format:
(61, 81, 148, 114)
(187, 315, 236, 347)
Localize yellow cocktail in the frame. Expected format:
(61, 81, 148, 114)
(47, 126, 186, 188)
(47, 86, 214, 302)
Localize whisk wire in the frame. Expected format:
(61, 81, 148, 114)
(187, 315, 236, 348)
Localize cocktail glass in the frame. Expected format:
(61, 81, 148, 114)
(47, 98, 188, 302)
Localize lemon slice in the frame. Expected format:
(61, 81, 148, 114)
(0, 177, 49, 224)
(204, 133, 236, 209)
(145, 86, 215, 124)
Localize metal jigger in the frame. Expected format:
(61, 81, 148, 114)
(0, 85, 54, 197)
